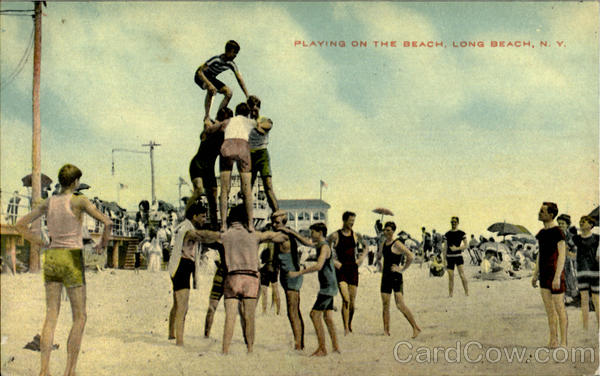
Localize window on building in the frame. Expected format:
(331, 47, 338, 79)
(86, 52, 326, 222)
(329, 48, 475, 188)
(287, 212, 295, 222)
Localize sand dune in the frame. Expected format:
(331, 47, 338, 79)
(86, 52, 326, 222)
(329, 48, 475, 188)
(1, 264, 598, 375)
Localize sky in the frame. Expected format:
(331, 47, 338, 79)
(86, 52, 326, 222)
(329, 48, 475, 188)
(1, 1, 598, 238)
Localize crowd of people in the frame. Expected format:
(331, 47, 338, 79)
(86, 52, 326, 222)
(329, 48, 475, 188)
(10, 39, 599, 376)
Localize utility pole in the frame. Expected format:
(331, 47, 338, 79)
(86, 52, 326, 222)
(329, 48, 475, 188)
(142, 141, 160, 204)
(29, 1, 43, 272)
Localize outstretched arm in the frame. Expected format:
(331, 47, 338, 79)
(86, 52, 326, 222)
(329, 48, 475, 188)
(188, 229, 221, 244)
(15, 199, 49, 247)
(289, 244, 330, 278)
(258, 230, 288, 244)
(280, 227, 313, 247)
(80, 197, 113, 251)
(234, 71, 249, 99)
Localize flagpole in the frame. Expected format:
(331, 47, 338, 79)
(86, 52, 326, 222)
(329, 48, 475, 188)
(320, 181, 322, 201)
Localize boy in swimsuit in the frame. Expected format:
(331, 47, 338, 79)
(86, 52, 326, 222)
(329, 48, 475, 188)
(288, 222, 340, 356)
(16, 164, 113, 376)
(195, 40, 249, 121)
(572, 215, 599, 329)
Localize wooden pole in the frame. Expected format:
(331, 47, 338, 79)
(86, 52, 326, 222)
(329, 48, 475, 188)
(112, 240, 120, 268)
(29, 1, 43, 273)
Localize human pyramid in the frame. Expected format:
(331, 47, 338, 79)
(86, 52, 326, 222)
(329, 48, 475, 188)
(13, 40, 598, 376)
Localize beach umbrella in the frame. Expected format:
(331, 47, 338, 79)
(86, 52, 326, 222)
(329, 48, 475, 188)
(487, 222, 531, 236)
(373, 207, 394, 221)
(21, 173, 52, 188)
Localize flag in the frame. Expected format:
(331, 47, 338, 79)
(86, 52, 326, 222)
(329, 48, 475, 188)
(320, 180, 328, 189)
(119, 183, 127, 189)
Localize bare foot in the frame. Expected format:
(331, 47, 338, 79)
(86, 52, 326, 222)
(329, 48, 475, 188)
(248, 223, 255, 232)
(547, 340, 558, 349)
(310, 348, 327, 357)
(344, 329, 350, 336)
(168, 335, 175, 340)
(332, 347, 341, 354)
(294, 344, 303, 351)
(412, 327, 421, 339)
(384, 330, 390, 336)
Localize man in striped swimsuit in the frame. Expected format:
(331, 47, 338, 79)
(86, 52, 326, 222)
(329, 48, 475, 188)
(195, 40, 249, 121)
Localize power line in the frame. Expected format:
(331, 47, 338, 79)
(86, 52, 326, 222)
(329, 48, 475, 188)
(0, 25, 35, 90)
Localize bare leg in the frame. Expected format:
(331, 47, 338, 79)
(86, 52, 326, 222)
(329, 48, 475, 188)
(309, 310, 327, 356)
(40, 282, 62, 376)
(219, 171, 232, 232)
(381, 293, 391, 336)
(324, 310, 340, 353)
(394, 292, 421, 339)
(592, 293, 600, 327)
(242, 298, 257, 353)
(262, 176, 279, 213)
(338, 282, 351, 335)
(447, 269, 455, 297)
(168, 291, 177, 339)
(551, 293, 568, 347)
(581, 290, 590, 330)
(217, 86, 232, 113)
(207, 186, 219, 229)
(204, 298, 220, 338)
(540, 288, 558, 347)
(222, 298, 239, 354)
(173, 289, 190, 346)
(63, 286, 87, 376)
(457, 264, 469, 296)
(348, 284, 357, 332)
(271, 282, 281, 315)
(285, 290, 304, 350)
(239, 172, 254, 232)
(260, 284, 268, 313)
(204, 92, 214, 120)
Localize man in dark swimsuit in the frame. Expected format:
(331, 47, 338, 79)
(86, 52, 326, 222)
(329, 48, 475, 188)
(327, 211, 368, 335)
(531, 202, 567, 348)
(443, 216, 469, 297)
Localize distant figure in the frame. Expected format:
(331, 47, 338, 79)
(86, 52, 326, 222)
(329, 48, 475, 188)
(136, 200, 150, 235)
(16, 164, 112, 376)
(557, 214, 578, 304)
(531, 202, 567, 348)
(6, 190, 21, 225)
(287, 222, 340, 356)
(327, 211, 369, 335)
(432, 229, 443, 255)
(421, 227, 432, 260)
(572, 215, 599, 330)
(195, 40, 249, 121)
(379, 222, 421, 338)
(443, 217, 469, 297)
(144, 228, 162, 272)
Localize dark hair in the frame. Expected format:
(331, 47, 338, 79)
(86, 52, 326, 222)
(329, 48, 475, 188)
(247, 95, 261, 110)
(216, 107, 233, 121)
(148, 227, 157, 240)
(342, 211, 356, 221)
(227, 204, 248, 227)
(225, 40, 240, 53)
(309, 222, 327, 237)
(421, 226, 426, 231)
(451, 216, 459, 223)
(58, 164, 82, 187)
(384, 221, 396, 232)
(556, 214, 571, 226)
(543, 202, 559, 219)
(580, 215, 596, 227)
(185, 200, 207, 220)
(235, 102, 250, 117)
(138, 200, 150, 212)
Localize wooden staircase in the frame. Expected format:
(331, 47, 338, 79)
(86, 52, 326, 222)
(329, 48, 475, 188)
(123, 239, 140, 270)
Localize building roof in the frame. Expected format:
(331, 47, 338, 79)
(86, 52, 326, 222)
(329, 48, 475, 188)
(279, 199, 331, 210)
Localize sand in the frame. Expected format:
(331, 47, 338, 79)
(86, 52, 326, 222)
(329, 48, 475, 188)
(1, 263, 598, 375)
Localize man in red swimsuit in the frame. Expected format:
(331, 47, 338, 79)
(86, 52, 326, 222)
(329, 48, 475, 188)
(531, 202, 567, 348)
(327, 211, 368, 335)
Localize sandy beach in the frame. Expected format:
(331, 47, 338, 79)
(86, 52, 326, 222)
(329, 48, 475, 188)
(1, 263, 598, 376)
